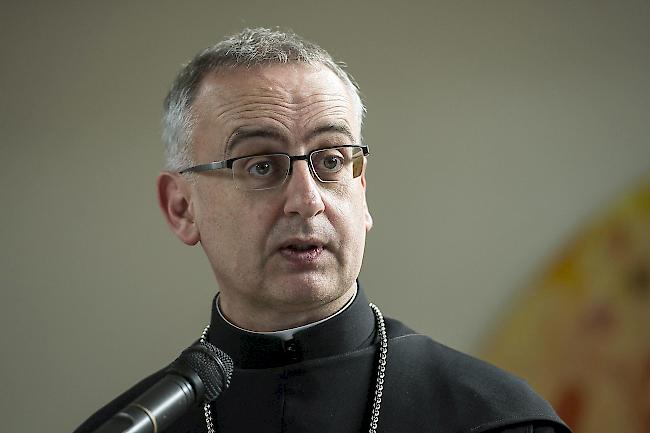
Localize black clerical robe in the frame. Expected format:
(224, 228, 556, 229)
(74, 288, 570, 433)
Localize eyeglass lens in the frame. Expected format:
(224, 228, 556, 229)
(231, 146, 365, 190)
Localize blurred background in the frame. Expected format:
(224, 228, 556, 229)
(1, 1, 648, 432)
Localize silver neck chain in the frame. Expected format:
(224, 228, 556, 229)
(199, 302, 387, 433)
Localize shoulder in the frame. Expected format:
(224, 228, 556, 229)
(381, 318, 571, 433)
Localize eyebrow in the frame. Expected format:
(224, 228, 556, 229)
(224, 122, 357, 156)
(225, 127, 286, 156)
(306, 122, 356, 143)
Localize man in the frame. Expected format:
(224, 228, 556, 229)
(75, 28, 570, 433)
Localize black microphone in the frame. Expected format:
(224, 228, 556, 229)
(93, 342, 233, 433)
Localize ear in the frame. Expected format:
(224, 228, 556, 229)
(360, 164, 373, 232)
(157, 172, 200, 245)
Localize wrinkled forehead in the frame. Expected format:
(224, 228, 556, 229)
(190, 63, 361, 151)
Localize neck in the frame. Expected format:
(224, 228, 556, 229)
(218, 283, 357, 332)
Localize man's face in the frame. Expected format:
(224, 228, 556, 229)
(185, 63, 372, 329)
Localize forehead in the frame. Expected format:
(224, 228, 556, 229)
(190, 63, 360, 156)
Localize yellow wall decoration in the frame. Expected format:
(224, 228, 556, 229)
(481, 178, 650, 433)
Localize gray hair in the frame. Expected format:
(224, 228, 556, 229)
(162, 27, 365, 171)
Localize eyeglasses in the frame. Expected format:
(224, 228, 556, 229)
(178, 145, 369, 191)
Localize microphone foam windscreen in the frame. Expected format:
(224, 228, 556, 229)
(173, 342, 234, 403)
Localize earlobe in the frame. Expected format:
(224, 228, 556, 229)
(156, 172, 200, 245)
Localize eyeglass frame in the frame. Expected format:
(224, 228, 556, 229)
(177, 144, 370, 190)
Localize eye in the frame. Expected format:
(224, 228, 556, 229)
(315, 149, 346, 173)
(247, 160, 274, 177)
(322, 155, 343, 171)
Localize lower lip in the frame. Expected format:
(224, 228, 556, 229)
(278, 246, 325, 265)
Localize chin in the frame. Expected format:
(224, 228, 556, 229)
(267, 273, 349, 308)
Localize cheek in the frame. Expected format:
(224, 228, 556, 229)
(326, 187, 368, 244)
(194, 188, 238, 256)
(200, 196, 275, 260)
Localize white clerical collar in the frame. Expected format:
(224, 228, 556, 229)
(215, 284, 358, 341)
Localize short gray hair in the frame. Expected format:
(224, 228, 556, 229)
(162, 27, 365, 171)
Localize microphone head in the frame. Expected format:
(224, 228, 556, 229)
(170, 342, 234, 403)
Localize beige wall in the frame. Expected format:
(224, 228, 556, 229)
(1, 1, 648, 431)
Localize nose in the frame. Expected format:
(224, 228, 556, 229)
(282, 159, 325, 218)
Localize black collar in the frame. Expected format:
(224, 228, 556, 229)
(207, 285, 376, 369)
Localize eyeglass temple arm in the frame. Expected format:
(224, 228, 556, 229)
(179, 160, 228, 174)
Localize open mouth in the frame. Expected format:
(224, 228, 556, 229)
(279, 242, 325, 262)
(286, 244, 321, 252)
